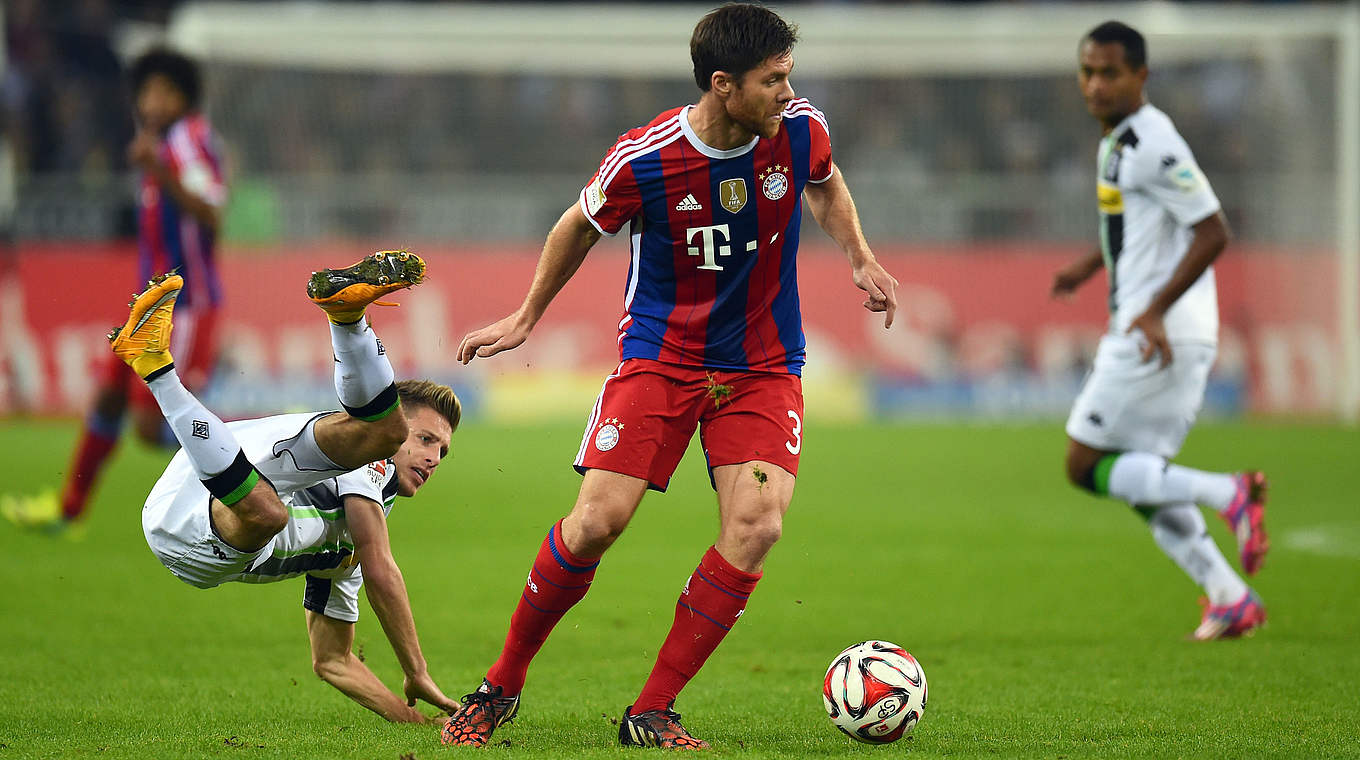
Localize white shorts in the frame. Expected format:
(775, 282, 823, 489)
(1065, 334, 1216, 459)
(142, 412, 346, 589)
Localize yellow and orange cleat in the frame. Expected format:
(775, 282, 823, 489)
(306, 249, 426, 324)
(108, 272, 182, 380)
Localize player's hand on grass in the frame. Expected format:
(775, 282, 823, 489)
(458, 313, 532, 364)
(852, 259, 899, 328)
(1128, 309, 1173, 368)
(403, 671, 461, 716)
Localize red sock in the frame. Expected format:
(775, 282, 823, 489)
(632, 546, 761, 713)
(60, 415, 122, 521)
(485, 520, 598, 696)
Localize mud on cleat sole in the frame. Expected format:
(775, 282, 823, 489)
(306, 250, 425, 301)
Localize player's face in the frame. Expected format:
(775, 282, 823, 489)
(728, 52, 796, 139)
(136, 73, 189, 134)
(1078, 41, 1146, 127)
(391, 405, 453, 498)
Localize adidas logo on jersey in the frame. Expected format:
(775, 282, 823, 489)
(675, 194, 703, 211)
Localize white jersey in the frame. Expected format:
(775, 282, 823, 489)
(238, 459, 399, 621)
(1097, 103, 1221, 344)
(143, 412, 398, 622)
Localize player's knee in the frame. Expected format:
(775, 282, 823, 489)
(1064, 453, 1095, 491)
(238, 497, 288, 539)
(571, 507, 629, 552)
(728, 510, 784, 553)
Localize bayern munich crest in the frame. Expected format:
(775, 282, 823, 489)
(760, 165, 789, 200)
(595, 419, 622, 452)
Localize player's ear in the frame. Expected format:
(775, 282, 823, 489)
(711, 70, 735, 98)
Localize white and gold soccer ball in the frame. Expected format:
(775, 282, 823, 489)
(822, 640, 927, 744)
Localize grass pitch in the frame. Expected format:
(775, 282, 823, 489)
(0, 419, 1357, 759)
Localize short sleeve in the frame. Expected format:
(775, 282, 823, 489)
(1133, 137, 1220, 226)
(166, 120, 227, 207)
(333, 460, 390, 505)
(303, 569, 363, 622)
(578, 136, 645, 237)
(806, 110, 833, 184)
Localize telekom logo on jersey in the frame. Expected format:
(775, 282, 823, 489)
(686, 224, 760, 271)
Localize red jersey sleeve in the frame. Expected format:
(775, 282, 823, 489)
(579, 133, 646, 237)
(165, 116, 227, 207)
(784, 99, 833, 184)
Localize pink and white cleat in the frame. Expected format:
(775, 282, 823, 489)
(1191, 591, 1267, 641)
(1221, 471, 1269, 576)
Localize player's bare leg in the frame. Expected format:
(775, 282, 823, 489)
(307, 250, 426, 470)
(442, 470, 648, 747)
(560, 469, 650, 557)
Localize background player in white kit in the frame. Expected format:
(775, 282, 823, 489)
(1051, 21, 1270, 641)
(120, 251, 463, 721)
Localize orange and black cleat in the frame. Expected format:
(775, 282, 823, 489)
(619, 703, 710, 750)
(306, 249, 426, 324)
(439, 680, 520, 747)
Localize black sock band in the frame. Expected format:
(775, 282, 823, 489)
(342, 382, 400, 422)
(143, 362, 175, 383)
(203, 450, 260, 505)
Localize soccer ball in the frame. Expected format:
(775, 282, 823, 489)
(822, 640, 927, 744)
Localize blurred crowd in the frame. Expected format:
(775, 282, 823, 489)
(2, 0, 1336, 243)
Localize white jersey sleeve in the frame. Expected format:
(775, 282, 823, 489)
(1128, 132, 1220, 227)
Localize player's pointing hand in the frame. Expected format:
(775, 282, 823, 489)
(852, 258, 899, 329)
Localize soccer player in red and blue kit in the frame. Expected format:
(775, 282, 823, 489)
(2, 48, 226, 533)
(442, 4, 898, 750)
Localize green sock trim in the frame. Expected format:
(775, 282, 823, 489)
(354, 396, 400, 422)
(220, 469, 260, 505)
(1092, 454, 1120, 496)
(342, 383, 400, 422)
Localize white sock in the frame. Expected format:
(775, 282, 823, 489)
(146, 368, 240, 478)
(330, 318, 395, 412)
(1148, 503, 1248, 606)
(1108, 452, 1238, 511)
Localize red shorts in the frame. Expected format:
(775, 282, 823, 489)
(101, 306, 221, 410)
(573, 358, 804, 492)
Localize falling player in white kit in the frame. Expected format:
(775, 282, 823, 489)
(123, 251, 464, 721)
(1052, 21, 1269, 641)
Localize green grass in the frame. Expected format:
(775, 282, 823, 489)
(1, 419, 1357, 759)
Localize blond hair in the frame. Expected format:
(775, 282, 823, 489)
(396, 379, 461, 433)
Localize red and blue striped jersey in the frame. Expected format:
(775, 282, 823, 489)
(578, 99, 833, 376)
(137, 112, 226, 310)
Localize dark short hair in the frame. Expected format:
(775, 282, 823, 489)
(396, 379, 462, 434)
(1084, 21, 1147, 70)
(128, 47, 202, 108)
(691, 3, 799, 91)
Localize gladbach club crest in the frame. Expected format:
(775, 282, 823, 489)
(760, 165, 789, 201)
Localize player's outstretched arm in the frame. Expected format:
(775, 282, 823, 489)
(457, 204, 602, 364)
(1051, 248, 1105, 300)
(803, 163, 899, 328)
(305, 609, 426, 722)
(347, 496, 460, 716)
